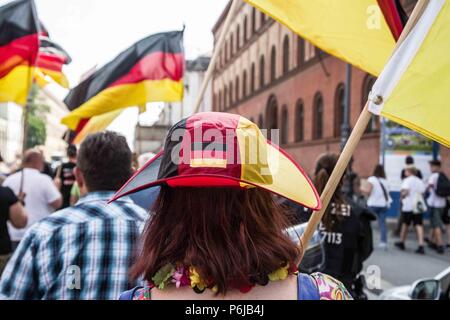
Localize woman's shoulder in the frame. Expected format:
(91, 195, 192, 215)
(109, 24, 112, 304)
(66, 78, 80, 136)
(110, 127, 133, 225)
(306, 272, 353, 300)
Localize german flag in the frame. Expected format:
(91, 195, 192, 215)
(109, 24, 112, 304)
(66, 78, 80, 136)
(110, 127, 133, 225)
(61, 31, 184, 131)
(0, 0, 39, 106)
(35, 34, 72, 88)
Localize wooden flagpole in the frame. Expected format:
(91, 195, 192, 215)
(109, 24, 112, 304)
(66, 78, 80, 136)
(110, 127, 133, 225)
(193, 0, 239, 114)
(298, 0, 430, 255)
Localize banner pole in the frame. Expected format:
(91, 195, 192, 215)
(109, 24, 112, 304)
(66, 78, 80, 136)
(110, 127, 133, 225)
(193, 0, 239, 114)
(298, 0, 430, 256)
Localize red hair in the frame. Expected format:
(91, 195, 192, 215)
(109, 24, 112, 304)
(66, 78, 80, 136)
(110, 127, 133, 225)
(131, 186, 301, 295)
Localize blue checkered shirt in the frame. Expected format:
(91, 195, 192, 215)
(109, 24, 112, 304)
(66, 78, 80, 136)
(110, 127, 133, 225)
(0, 191, 147, 300)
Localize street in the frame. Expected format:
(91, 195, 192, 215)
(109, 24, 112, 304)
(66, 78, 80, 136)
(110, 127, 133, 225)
(363, 218, 450, 299)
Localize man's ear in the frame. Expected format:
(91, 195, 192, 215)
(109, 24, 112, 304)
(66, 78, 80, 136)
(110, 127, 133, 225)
(74, 167, 86, 193)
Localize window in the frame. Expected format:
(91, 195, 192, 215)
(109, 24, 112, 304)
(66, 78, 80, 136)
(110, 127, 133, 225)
(361, 74, 378, 132)
(236, 25, 240, 50)
(295, 100, 304, 142)
(259, 55, 265, 88)
(281, 105, 288, 145)
(252, 8, 256, 33)
(260, 12, 266, 28)
(230, 33, 234, 56)
(258, 114, 264, 129)
(313, 93, 324, 140)
(242, 71, 247, 98)
(266, 95, 278, 142)
(270, 46, 276, 82)
(250, 63, 255, 93)
(229, 82, 233, 106)
(243, 16, 248, 41)
(225, 41, 228, 62)
(334, 84, 346, 137)
(283, 35, 290, 74)
(235, 76, 240, 102)
(218, 91, 222, 111)
(304, 40, 315, 61)
(224, 86, 228, 108)
(297, 36, 304, 66)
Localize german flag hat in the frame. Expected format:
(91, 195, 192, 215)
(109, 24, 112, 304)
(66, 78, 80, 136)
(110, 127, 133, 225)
(110, 112, 321, 210)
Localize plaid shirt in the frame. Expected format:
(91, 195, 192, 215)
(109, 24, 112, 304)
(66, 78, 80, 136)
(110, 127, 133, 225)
(0, 191, 147, 300)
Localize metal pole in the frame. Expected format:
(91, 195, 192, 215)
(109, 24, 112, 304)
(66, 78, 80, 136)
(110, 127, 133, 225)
(340, 63, 352, 150)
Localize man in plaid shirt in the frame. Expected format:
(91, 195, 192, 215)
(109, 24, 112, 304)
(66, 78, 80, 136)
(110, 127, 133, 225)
(0, 132, 148, 300)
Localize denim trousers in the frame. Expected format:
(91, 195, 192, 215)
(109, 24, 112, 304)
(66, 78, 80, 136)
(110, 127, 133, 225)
(369, 206, 388, 244)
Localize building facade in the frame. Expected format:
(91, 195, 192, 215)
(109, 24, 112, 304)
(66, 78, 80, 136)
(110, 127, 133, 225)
(210, 0, 447, 179)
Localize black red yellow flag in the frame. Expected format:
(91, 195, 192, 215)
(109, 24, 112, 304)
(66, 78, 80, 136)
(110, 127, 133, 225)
(0, 0, 39, 105)
(62, 30, 184, 131)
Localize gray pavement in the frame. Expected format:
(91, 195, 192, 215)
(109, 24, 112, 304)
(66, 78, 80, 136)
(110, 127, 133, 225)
(362, 218, 450, 299)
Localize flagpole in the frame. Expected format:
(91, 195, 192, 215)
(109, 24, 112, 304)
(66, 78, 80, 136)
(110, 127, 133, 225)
(193, 0, 239, 114)
(298, 0, 430, 256)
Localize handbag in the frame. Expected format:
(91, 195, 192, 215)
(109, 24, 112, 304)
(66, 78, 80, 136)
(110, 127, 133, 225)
(412, 192, 427, 214)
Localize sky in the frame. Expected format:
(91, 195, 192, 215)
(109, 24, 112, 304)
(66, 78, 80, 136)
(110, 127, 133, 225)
(1, 0, 229, 148)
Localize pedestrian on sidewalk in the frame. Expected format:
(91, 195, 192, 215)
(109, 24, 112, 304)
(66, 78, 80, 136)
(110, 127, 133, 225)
(0, 132, 147, 300)
(365, 164, 391, 250)
(395, 155, 424, 237)
(395, 167, 427, 254)
(2, 149, 62, 250)
(425, 160, 448, 254)
(112, 113, 352, 301)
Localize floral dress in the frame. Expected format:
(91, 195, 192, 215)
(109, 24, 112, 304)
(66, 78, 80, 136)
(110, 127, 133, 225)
(130, 272, 353, 300)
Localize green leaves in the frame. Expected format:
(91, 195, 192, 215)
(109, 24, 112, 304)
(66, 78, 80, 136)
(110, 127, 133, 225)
(151, 263, 175, 290)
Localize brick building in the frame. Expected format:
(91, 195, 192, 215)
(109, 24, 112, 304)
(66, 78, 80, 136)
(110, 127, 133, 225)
(209, 0, 450, 179)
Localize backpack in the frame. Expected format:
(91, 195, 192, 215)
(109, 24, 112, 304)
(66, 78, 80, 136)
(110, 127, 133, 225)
(436, 173, 450, 197)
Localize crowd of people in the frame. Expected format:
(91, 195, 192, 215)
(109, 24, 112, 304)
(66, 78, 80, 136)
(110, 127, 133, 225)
(0, 113, 448, 300)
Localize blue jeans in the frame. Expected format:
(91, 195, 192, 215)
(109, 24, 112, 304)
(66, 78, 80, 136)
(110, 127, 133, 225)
(369, 206, 388, 244)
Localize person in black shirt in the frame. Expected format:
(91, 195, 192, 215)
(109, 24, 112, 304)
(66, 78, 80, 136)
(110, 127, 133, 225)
(54, 145, 77, 209)
(400, 156, 423, 180)
(0, 186, 27, 276)
(314, 153, 376, 300)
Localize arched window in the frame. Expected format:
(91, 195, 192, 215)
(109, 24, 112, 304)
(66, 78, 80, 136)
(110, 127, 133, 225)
(218, 91, 222, 111)
(270, 46, 277, 82)
(281, 105, 288, 145)
(250, 63, 255, 93)
(266, 95, 278, 142)
(236, 25, 240, 50)
(283, 35, 290, 74)
(225, 41, 228, 62)
(242, 71, 247, 98)
(230, 33, 234, 56)
(258, 113, 264, 129)
(313, 93, 324, 140)
(235, 76, 240, 102)
(243, 16, 248, 42)
(334, 83, 346, 137)
(252, 8, 256, 34)
(295, 99, 304, 142)
(259, 55, 265, 88)
(229, 82, 233, 106)
(260, 12, 266, 28)
(224, 86, 228, 109)
(362, 74, 378, 132)
(297, 36, 304, 66)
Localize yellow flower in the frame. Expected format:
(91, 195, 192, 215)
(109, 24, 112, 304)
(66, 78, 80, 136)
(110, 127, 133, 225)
(189, 267, 207, 290)
(268, 264, 290, 281)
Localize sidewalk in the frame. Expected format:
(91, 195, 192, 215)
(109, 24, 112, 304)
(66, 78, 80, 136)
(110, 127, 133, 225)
(362, 217, 450, 299)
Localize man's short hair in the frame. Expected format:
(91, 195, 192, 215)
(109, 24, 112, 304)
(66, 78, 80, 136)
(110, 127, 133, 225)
(429, 159, 441, 167)
(77, 131, 132, 192)
(67, 144, 77, 158)
(405, 155, 414, 165)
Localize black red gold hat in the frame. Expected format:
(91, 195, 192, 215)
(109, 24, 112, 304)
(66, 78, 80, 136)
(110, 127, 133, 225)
(110, 112, 321, 210)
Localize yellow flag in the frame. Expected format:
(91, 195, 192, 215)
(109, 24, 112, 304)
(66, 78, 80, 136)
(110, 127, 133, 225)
(73, 108, 124, 144)
(369, 0, 450, 147)
(245, 0, 396, 76)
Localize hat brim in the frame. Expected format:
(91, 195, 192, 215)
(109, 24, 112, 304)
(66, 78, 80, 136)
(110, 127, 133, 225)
(109, 142, 321, 210)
